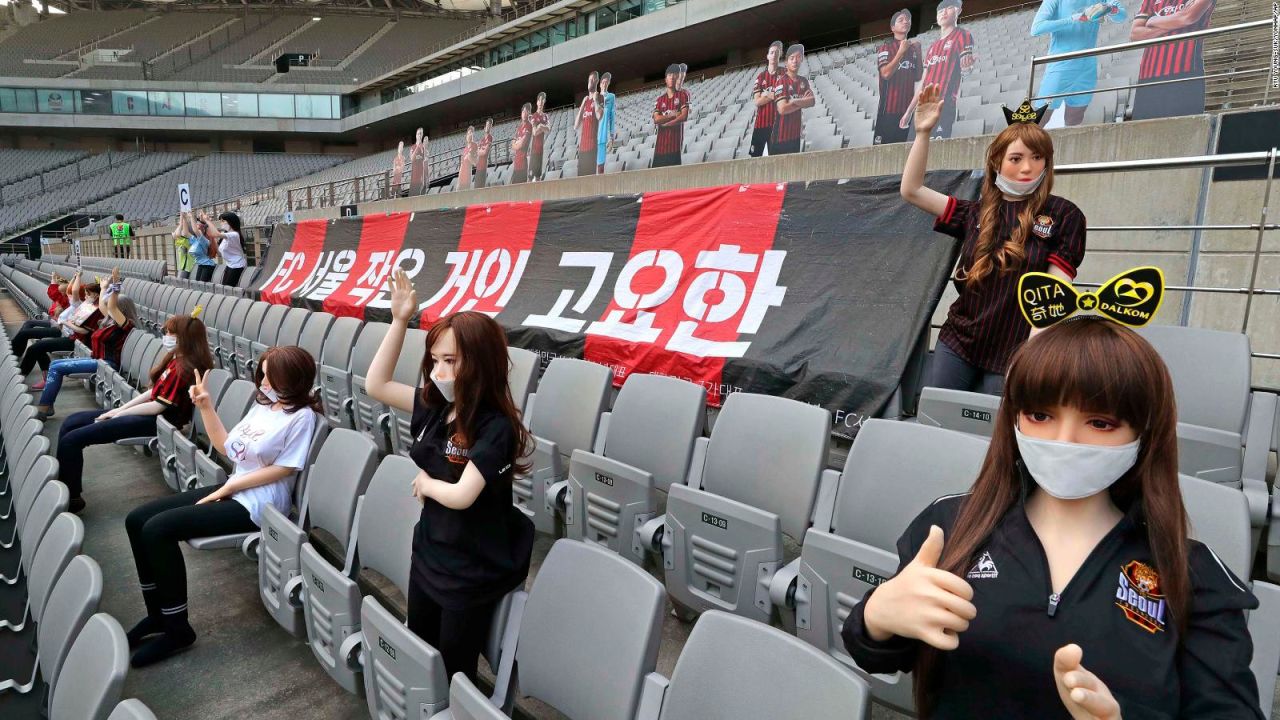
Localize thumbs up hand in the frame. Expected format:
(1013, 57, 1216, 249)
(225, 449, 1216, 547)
(1055, 645, 1122, 719)
(862, 525, 977, 650)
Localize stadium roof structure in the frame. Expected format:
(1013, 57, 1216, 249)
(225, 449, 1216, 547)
(23, 0, 493, 18)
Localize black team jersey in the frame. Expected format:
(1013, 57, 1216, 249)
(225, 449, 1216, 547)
(876, 39, 923, 115)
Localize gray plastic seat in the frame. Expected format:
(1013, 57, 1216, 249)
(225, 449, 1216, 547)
(790, 419, 988, 713)
(259, 429, 378, 638)
(386, 327, 427, 457)
(231, 301, 271, 379)
(246, 304, 291, 375)
(317, 316, 363, 428)
(48, 613, 128, 720)
(1181, 475, 1280, 719)
(430, 539, 665, 720)
(153, 368, 231, 490)
(200, 295, 232, 363)
(2, 512, 83, 633)
(513, 358, 611, 535)
(0, 554, 101, 694)
(562, 373, 705, 565)
(107, 699, 157, 720)
(916, 386, 1001, 437)
(2, 470, 65, 582)
(638, 392, 832, 624)
(215, 298, 253, 371)
(637, 611, 870, 720)
(348, 322, 391, 451)
(190, 379, 259, 490)
(295, 310, 334, 373)
(97, 332, 142, 407)
(301, 455, 421, 692)
(507, 347, 538, 414)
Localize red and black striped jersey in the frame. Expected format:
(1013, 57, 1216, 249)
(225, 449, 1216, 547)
(772, 74, 812, 144)
(578, 96, 598, 152)
(876, 39, 924, 116)
(530, 111, 549, 153)
(512, 120, 531, 170)
(151, 358, 197, 427)
(1136, 0, 1215, 80)
(933, 193, 1087, 373)
(654, 91, 688, 155)
(89, 320, 131, 368)
(922, 27, 975, 99)
(476, 133, 493, 159)
(753, 68, 783, 129)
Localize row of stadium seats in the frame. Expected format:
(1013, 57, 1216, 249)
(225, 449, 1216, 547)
(0, 149, 88, 191)
(0, 316, 158, 718)
(3, 255, 1279, 717)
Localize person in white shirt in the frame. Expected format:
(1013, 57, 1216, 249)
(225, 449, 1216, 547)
(123, 345, 321, 668)
(199, 209, 247, 287)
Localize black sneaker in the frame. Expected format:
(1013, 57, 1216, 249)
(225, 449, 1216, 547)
(68, 496, 86, 514)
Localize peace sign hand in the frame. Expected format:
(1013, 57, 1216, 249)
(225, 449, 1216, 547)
(189, 369, 213, 411)
(388, 268, 418, 324)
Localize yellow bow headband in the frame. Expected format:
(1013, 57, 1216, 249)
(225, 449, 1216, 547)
(191, 304, 204, 320)
(1018, 266, 1165, 330)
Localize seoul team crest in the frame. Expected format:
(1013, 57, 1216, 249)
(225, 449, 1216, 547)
(1032, 215, 1054, 239)
(1115, 561, 1167, 633)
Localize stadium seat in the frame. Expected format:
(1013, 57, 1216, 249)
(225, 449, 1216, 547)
(635, 392, 832, 624)
(245, 304, 291, 375)
(1, 512, 82, 634)
(430, 539, 665, 720)
(152, 368, 231, 491)
(562, 373, 705, 565)
(299, 454, 420, 692)
(384, 327, 427, 457)
(107, 699, 158, 720)
(789, 420, 988, 713)
(0, 554, 101, 695)
(174, 379, 256, 492)
(916, 386, 1001, 437)
(633, 611, 871, 720)
(318, 316, 364, 429)
(231, 301, 271, 379)
(513, 358, 612, 535)
(47, 613, 128, 720)
(348, 322, 392, 452)
(258, 429, 377, 638)
(2, 473, 65, 579)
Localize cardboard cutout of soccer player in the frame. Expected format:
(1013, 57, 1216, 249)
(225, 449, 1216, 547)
(902, 0, 976, 139)
(772, 44, 815, 155)
(875, 10, 924, 145)
(1129, 0, 1216, 120)
(530, 92, 550, 181)
(459, 125, 476, 191)
(408, 127, 428, 195)
(390, 140, 406, 196)
(475, 118, 493, 189)
(596, 72, 617, 174)
(750, 41, 786, 157)
(575, 71, 600, 176)
(1031, 0, 1127, 127)
(653, 64, 690, 168)
(676, 64, 692, 157)
(512, 103, 533, 185)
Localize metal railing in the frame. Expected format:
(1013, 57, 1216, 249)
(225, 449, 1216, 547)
(1026, 18, 1273, 106)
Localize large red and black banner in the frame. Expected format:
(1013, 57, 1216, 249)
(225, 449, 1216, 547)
(257, 172, 978, 427)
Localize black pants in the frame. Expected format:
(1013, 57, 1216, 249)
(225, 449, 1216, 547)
(928, 339, 1005, 395)
(511, 167, 527, 185)
(222, 267, 244, 287)
(748, 127, 774, 157)
(929, 99, 959, 140)
(114, 245, 132, 258)
(194, 265, 215, 283)
(21, 336, 74, 374)
(58, 409, 159, 498)
(874, 111, 910, 145)
(770, 137, 802, 155)
(126, 486, 256, 617)
(473, 167, 488, 189)
(11, 321, 59, 356)
(1131, 72, 1205, 121)
(407, 581, 497, 684)
(652, 152, 682, 168)
(530, 152, 543, 180)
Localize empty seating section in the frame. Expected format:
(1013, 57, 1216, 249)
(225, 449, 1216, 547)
(0, 9, 148, 75)
(66, 12, 236, 81)
(162, 15, 311, 83)
(0, 149, 88, 192)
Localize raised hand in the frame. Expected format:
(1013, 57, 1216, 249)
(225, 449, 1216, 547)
(111, 266, 121, 285)
(1054, 645, 1122, 720)
(861, 525, 977, 650)
(189, 369, 212, 411)
(914, 84, 944, 133)
(388, 268, 418, 324)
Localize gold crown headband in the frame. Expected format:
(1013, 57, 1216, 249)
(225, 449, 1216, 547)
(1002, 99, 1048, 126)
(1017, 266, 1165, 330)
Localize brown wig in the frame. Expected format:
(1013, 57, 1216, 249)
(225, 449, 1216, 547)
(82, 282, 102, 299)
(150, 314, 214, 385)
(255, 345, 323, 414)
(418, 311, 532, 475)
(964, 122, 1056, 287)
(913, 317, 1189, 716)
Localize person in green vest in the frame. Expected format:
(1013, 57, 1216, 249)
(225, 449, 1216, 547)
(110, 213, 134, 259)
(172, 212, 197, 280)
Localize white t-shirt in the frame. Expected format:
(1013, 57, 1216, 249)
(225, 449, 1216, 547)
(226, 403, 318, 526)
(57, 302, 79, 337)
(219, 230, 247, 269)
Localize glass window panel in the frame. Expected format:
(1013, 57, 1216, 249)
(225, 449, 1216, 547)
(259, 93, 294, 118)
(149, 91, 184, 116)
(221, 92, 258, 117)
(184, 92, 222, 116)
(112, 90, 148, 115)
(78, 89, 112, 114)
(37, 89, 74, 113)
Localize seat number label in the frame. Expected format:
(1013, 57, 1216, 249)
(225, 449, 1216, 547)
(379, 637, 397, 660)
(701, 511, 728, 530)
(961, 408, 992, 423)
(852, 566, 888, 587)
(311, 575, 325, 593)
(594, 472, 615, 487)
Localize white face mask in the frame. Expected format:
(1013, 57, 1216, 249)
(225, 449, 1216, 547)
(431, 370, 456, 404)
(261, 385, 280, 403)
(161, 335, 177, 350)
(994, 170, 1046, 198)
(1014, 425, 1140, 500)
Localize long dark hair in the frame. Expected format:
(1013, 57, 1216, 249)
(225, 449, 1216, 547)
(965, 122, 1056, 287)
(218, 211, 241, 234)
(255, 345, 323, 414)
(419, 311, 531, 475)
(913, 317, 1189, 716)
(150, 314, 214, 385)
